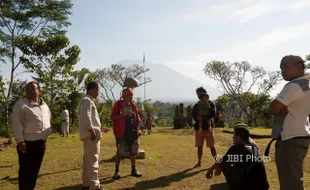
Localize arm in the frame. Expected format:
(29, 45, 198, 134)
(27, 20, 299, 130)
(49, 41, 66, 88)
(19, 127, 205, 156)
(12, 102, 24, 143)
(79, 99, 93, 130)
(110, 101, 128, 121)
(191, 104, 198, 121)
(134, 104, 141, 130)
(270, 83, 303, 115)
(207, 101, 216, 119)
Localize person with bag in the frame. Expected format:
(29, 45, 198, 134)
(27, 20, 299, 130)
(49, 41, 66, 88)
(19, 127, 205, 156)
(110, 88, 142, 180)
(267, 55, 310, 190)
(206, 124, 269, 190)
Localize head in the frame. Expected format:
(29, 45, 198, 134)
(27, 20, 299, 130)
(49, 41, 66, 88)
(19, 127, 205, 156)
(122, 88, 134, 103)
(86, 81, 99, 99)
(201, 93, 209, 102)
(25, 81, 40, 100)
(233, 124, 250, 145)
(62, 105, 67, 110)
(196, 87, 207, 100)
(280, 55, 305, 81)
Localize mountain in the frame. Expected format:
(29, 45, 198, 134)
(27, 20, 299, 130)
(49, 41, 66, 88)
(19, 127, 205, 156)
(107, 59, 221, 102)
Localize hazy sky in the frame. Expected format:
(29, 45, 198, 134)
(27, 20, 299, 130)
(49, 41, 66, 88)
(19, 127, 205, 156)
(2, 0, 310, 97)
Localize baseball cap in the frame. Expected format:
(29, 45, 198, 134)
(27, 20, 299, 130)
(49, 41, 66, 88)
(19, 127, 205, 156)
(280, 55, 305, 66)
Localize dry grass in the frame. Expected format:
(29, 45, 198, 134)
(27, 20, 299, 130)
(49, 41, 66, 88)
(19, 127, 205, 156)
(0, 127, 309, 190)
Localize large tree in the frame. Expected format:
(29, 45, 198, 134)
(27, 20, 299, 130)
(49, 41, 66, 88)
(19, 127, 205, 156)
(0, 0, 73, 123)
(204, 61, 281, 126)
(94, 64, 152, 102)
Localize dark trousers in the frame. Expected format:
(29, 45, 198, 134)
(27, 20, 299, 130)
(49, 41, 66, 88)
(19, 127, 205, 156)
(17, 140, 46, 190)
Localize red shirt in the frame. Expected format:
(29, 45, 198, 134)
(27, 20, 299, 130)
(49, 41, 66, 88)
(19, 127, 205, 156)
(110, 100, 140, 138)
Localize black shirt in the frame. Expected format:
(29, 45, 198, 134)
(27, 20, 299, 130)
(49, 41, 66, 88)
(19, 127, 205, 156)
(220, 143, 269, 190)
(191, 100, 216, 130)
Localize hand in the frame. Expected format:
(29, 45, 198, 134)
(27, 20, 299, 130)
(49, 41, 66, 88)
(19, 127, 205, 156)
(89, 129, 97, 140)
(206, 169, 213, 179)
(138, 130, 142, 136)
(17, 141, 27, 153)
(123, 110, 132, 117)
(215, 167, 221, 176)
(101, 127, 109, 133)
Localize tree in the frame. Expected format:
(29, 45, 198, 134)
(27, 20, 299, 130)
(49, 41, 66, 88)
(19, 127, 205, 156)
(204, 61, 281, 126)
(0, 0, 73, 123)
(94, 64, 151, 102)
(16, 35, 81, 106)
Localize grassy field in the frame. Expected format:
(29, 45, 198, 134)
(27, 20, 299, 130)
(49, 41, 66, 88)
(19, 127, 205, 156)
(0, 127, 309, 190)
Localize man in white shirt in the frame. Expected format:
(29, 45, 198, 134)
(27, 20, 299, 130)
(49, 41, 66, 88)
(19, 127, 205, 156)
(79, 81, 108, 190)
(61, 105, 70, 137)
(270, 55, 310, 190)
(12, 81, 51, 190)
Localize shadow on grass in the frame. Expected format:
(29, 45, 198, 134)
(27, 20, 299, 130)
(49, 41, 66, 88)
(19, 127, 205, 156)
(52, 184, 81, 190)
(2, 168, 81, 185)
(118, 168, 207, 190)
(222, 130, 270, 139)
(209, 182, 229, 190)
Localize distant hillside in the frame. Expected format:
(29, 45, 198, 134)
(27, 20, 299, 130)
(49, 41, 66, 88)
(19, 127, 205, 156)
(107, 59, 221, 102)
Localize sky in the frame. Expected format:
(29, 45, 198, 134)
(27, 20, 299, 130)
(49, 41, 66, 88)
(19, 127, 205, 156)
(2, 0, 310, 97)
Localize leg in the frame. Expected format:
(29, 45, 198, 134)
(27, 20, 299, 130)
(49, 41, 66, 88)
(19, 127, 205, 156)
(113, 138, 124, 180)
(130, 139, 142, 177)
(17, 145, 33, 190)
(205, 130, 217, 158)
(194, 130, 204, 168)
(275, 139, 309, 190)
(31, 140, 46, 189)
(83, 138, 101, 189)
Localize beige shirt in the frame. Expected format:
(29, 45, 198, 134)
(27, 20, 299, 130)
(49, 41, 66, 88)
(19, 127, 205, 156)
(78, 95, 102, 141)
(12, 97, 51, 143)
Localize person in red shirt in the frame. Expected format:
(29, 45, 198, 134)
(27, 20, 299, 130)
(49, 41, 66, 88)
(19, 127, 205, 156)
(110, 88, 142, 180)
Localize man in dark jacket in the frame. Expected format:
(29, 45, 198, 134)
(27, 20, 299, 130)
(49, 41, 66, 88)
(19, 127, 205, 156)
(206, 124, 269, 190)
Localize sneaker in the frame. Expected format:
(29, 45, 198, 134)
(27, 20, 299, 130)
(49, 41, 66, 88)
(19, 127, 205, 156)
(112, 171, 121, 180)
(131, 170, 142, 177)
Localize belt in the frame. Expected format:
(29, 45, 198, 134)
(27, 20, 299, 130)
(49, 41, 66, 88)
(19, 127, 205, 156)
(265, 135, 310, 156)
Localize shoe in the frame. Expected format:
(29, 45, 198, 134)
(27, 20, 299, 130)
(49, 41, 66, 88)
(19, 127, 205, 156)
(112, 171, 121, 180)
(131, 170, 142, 177)
(193, 163, 201, 169)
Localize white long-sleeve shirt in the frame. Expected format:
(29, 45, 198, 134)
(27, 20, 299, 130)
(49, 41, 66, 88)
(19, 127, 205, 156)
(12, 97, 52, 143)
(78, 95, 102, 140)
(61, 109, 69, 120)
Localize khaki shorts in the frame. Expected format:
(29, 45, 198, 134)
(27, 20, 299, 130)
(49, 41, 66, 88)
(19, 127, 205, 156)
(116, 138, 139, 157)
(195, 129, 215, 148)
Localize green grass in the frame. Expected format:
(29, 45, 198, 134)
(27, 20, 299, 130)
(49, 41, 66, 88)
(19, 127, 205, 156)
(0, 127, 309, 190)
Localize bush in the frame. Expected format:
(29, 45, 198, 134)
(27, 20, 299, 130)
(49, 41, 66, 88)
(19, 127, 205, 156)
(0, 124, 13, 138)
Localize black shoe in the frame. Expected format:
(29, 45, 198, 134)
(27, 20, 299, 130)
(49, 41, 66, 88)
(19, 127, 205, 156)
(113, 171, 121, 180)
(131, 170, 142, 177)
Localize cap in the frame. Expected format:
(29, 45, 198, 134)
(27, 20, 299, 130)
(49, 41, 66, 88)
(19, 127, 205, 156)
(280, 55, 305, 66)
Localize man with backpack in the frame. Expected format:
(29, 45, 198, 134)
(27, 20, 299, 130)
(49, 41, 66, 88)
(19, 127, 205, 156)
(110, 88, 142, 180)
(268, 55, 310, 190)
(206, 124, 269, 190)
